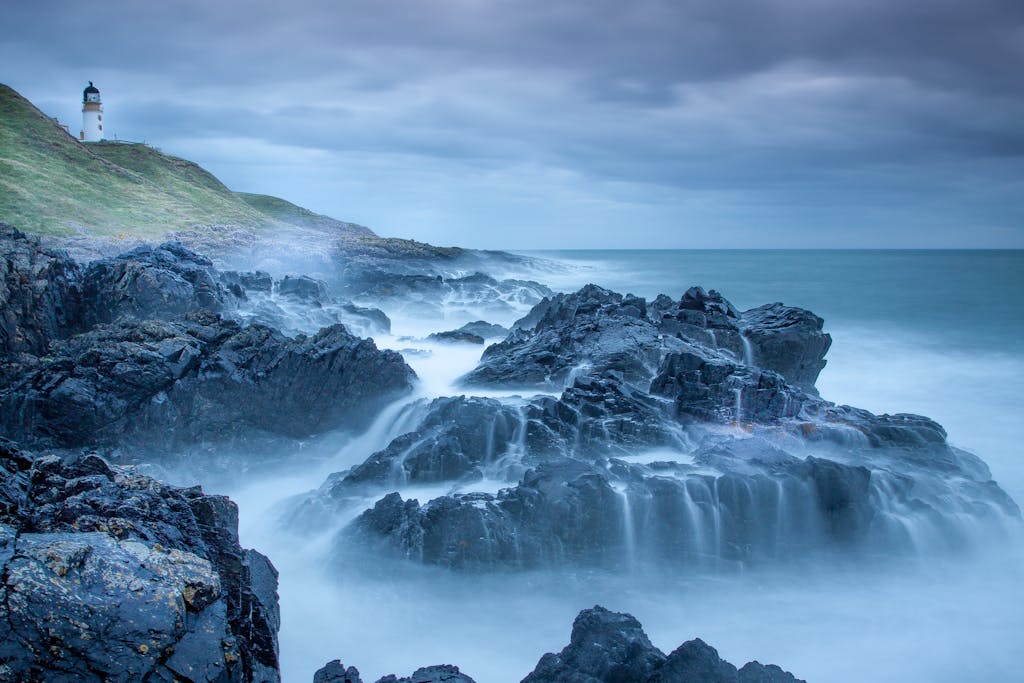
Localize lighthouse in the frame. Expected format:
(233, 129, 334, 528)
(80, 82, 103, 142)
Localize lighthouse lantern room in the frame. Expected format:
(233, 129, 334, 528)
(80, 82, 103, 142)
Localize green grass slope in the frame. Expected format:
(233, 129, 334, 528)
(0, 83, 374, 241)
(236, 192, 374, 238)
(0, 83, 275, 237)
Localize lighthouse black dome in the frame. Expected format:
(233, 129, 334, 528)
(83, 82, 99, 99)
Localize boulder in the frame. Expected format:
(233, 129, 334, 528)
(522, 605, 665, 683)
(427, 330, 485, 345)
(314, 660, 363, 683)
(0, 440, 280, 682)
(522, 606, 805, 683)
(374, 664, 476, 683)
(82, 241, 231, 324)
(741, 303, 831, 393)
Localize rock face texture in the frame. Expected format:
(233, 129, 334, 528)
(0, 223, 83, 355)
(0, 438, 280, 682)
(0, 228, 416, 458)
(294, 284, 1019, 572)
(522, 606, 804, 683)
(0, 311, 414, 454)
(82, 242, 233, 325)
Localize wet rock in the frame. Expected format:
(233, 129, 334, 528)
(0, 310, 415, 454)
(82, 241, 231, 324)
(455, 320, 510, 339)
(427, 329, 485, 344)
(741, 303, 831, 393)
(522, 605, 665, 683)
(522, 606, 805, 683)
(374, 664, 476, 683)
(278, 274, 329, 302)
(463, 285, 672, 389)
(0, 440, 280, 682)
(0, 223, 83, 355)
(222, 269, 274, 293)
(314, 660, 364, 683)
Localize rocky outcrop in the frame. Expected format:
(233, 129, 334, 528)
(81, 242, 232, 325)
(375, 665, 476, 683)
(310, 607, 799, 683)
(0, 438, 280, 682)
(0, 223, 83, 355)
(740, 303, 831, 394)
(427, 330, 485, 344)
(0, 310, 415, 455)
(464, 285, 830, 395)
(522, 606, 804, 683)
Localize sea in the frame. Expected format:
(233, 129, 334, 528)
(220, 249, 1024, 683)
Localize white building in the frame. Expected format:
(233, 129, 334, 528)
(80, 81, 103, 142)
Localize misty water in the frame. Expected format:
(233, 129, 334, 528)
(210, 250, 1022, 682)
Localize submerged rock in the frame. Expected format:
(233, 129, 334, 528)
(0, 439, 280, 682)
(375, 665, 476, 683)
(427, 329, 485, 344)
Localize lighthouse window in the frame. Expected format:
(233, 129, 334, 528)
(98, 115, 102, 121)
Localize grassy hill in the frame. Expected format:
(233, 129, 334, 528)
(0, 83, 372, 241)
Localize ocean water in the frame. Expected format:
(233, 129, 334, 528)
(221, 249, 1024, 683)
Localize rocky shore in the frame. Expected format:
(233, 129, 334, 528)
(2, 220, 1019, 681)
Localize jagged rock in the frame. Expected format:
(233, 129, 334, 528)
(0, 223, 83, 355)
(650, 348, 806, 424)
(522, 606, 805, 683)
(741, 303, 831, 393)
(0, 310, 415, 454)
(463, 285, 672, 388)
(314, 660, 363, 683)
(374, 664, 476, 683)
(427, 330, 485, 344)
(82, 241, 232, 324)
(0, 440, 280, 682)
(523, 605, 665, 683)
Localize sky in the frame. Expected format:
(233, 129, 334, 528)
(3, 0, 1023, 249)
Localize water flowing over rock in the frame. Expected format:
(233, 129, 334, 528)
(522, 606, 804, 683)
(0, 439, 280, 682)
(0, 233, 416, 460)
(297, 284, 1018, 572)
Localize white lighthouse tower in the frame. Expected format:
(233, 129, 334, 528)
(80, 82, 104, 142)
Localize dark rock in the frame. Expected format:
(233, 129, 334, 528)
(651, 638, 738, 682)
(522, 605, 665, 683)
(82, 241, 231, 324)
(278, 275, 329, 302)
(0, 440, 280, 682)
(462, 285, 672, 389)
(0, 223, 83, 355)
(522, 606, 805, 683)
(374, 664, 476, 683)
(314, 660, 364, 683)
(0, 310, 415, 454)
(222, 270, 274, 293)
(455, 320, 510, 339)
(741, 303, 831, 393)
(427, 330, 485, 345)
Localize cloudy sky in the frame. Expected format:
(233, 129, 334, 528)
(4, 0, 1023, 248)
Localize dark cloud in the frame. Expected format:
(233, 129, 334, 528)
(3, 0, 1023, 247)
